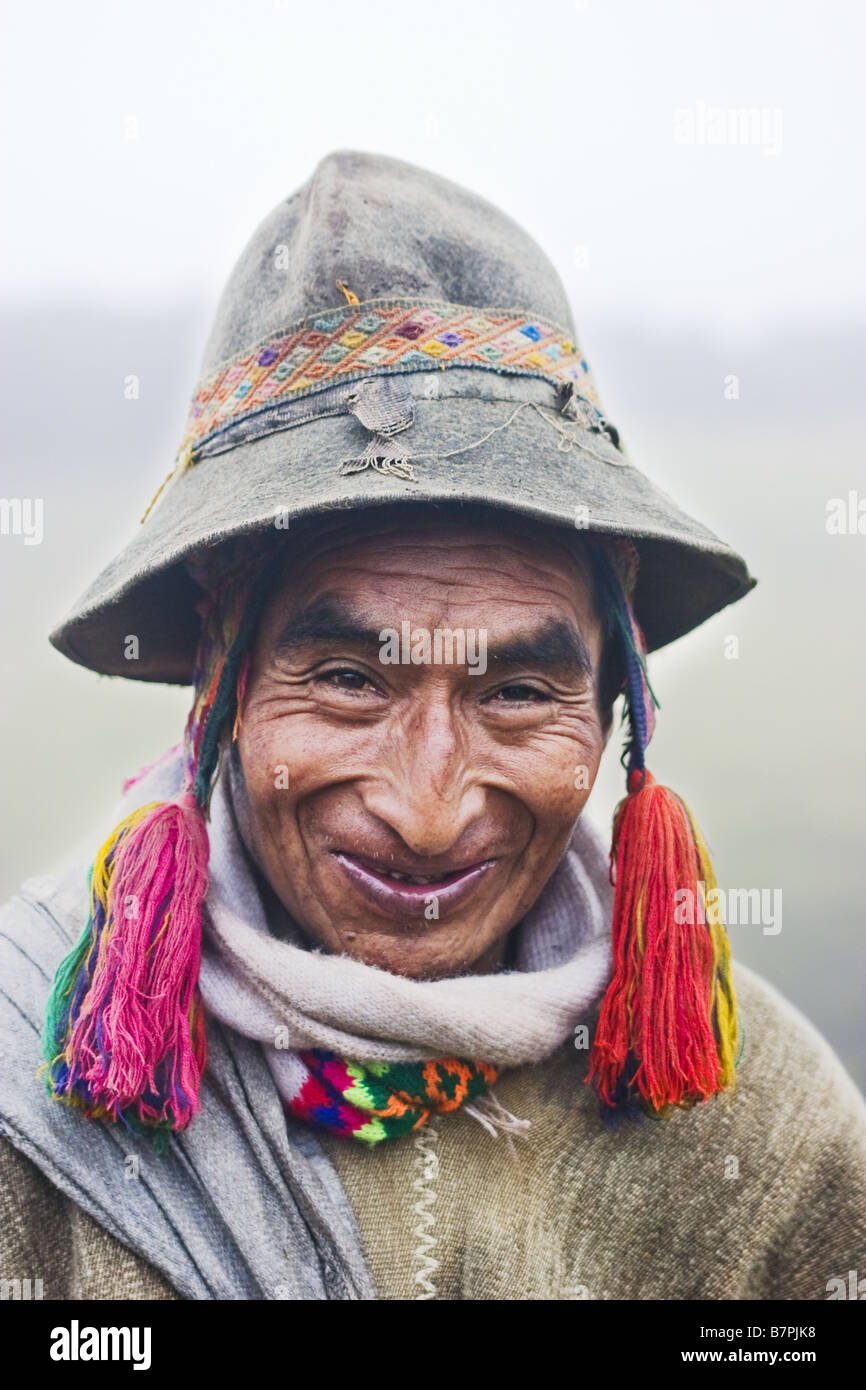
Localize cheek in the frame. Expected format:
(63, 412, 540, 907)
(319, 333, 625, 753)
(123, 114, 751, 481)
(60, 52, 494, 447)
(235, 688, 369, 851)
(493, 709, 606, 830)
(235, 694, 317, 828)
(237, 717, 284, 803)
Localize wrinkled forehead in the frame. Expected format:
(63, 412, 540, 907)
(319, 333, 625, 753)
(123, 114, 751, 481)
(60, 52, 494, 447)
(244, 505, 610, 693)
(266, 503, 599, 612)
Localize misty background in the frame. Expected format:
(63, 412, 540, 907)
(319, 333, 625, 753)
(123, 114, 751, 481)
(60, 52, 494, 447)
(1, 0, 864, 1090)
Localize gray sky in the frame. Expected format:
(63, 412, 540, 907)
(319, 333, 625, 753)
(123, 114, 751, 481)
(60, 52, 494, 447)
(2, 0, 864, 330)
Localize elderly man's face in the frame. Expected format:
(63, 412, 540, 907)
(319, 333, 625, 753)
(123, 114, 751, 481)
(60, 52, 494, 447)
(235, 511, 609, 980)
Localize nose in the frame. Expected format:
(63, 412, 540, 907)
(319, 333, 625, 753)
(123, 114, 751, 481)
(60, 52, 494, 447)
(361, 699, 486, 858)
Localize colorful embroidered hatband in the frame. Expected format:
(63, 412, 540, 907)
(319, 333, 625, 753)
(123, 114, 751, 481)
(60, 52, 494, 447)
(283, 1049, 498, 1146)
(176, 298, 602, 466)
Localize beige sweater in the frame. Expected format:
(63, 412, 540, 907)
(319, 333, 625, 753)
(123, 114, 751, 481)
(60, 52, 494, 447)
(2, 962, 865, 1301)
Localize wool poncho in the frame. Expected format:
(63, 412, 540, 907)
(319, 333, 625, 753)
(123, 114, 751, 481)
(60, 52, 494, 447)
(2, 956, 866, 1300)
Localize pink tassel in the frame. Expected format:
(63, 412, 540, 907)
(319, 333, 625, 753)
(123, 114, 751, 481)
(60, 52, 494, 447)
(65, 792, 209, 1128)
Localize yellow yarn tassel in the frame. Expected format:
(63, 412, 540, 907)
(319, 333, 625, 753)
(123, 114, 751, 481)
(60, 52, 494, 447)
(336, 279, 360, 306)
(140, 444, 194, 524)
(691, 815, 738, 1091)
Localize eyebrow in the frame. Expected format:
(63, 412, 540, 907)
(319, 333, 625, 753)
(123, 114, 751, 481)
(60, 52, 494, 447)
(273, 599, 593, 678)
(486, 620, 593, 678)
(273, 598, 384, 657)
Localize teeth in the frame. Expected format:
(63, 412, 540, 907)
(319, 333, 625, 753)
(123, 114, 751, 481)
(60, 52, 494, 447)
(383, 870, 439, 885)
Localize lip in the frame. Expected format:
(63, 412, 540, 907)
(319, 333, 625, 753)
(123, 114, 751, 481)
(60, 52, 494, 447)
(332, 851, 496, 921)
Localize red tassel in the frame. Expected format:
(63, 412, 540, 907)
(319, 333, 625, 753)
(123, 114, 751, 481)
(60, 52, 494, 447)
(587, 769, 737, 1111)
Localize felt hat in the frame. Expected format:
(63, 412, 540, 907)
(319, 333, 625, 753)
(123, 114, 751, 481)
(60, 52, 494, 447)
(42, 150, 754, 1138)
(49, 148, 754, 683)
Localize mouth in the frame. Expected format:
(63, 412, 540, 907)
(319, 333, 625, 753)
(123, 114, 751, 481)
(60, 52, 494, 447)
(332, 850, 496, 921)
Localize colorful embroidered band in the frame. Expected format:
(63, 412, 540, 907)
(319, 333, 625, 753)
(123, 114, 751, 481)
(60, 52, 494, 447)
(176, 297, 603, 466)
(283, 1050, 498, 1146)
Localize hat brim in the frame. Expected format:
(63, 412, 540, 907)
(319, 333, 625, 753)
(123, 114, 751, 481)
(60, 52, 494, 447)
(50, 394, 755, 683)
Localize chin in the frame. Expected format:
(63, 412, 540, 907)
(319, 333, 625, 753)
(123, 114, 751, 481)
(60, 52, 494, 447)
(338, 927, 497, 982)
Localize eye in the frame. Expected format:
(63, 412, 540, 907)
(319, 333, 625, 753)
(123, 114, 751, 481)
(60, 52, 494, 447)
(491, 682, 552, 703)
(314, 666, 381, 695)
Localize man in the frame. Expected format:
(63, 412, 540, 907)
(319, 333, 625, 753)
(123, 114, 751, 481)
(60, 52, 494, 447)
(1, 150, 864, 1301)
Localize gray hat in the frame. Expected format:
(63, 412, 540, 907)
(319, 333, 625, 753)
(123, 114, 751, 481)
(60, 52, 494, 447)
(50, 149, 755, 683)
